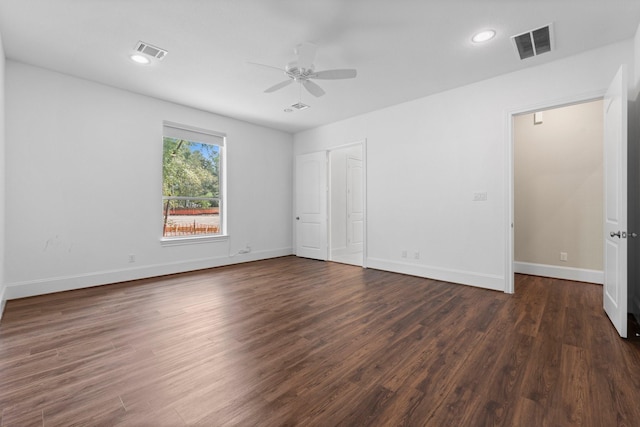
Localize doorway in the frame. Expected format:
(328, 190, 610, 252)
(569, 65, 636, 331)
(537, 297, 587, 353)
(507, 68, 629, 338)
(512, 99, 605, 285)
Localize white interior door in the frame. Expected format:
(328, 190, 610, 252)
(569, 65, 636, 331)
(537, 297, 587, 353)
(295, 151, 328, 260)
(346, 156, 364, 253)
(603, 65, 628, 338)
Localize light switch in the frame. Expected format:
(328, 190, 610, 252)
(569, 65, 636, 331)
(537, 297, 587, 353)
(473, 192, 487, 202)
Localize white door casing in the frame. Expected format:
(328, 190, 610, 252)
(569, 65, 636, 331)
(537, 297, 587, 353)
(603, 65, 628, 338)
(295, 152, 328, 260)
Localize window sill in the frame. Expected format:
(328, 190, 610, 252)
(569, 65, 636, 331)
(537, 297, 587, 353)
(160, 234, 229, 247)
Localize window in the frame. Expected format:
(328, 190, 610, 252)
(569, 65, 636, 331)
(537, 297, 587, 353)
(162, 122, 225, 239)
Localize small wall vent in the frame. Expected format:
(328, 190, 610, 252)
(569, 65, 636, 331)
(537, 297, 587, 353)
(134, 41, 168, 60)
(511, 24, 553, 60)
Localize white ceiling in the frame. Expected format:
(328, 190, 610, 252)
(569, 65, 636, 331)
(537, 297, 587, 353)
(1, 0, 639, 133)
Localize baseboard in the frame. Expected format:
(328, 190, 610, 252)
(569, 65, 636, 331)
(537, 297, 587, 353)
(366, 258, 504, 291)
(513, 261, 603, 284)
(5, 247, 293, 300)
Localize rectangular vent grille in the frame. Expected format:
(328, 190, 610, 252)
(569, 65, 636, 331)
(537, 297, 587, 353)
(135, 41, 168, 60)
(512, 24, 553, 60)
(291, 102, 310, 110)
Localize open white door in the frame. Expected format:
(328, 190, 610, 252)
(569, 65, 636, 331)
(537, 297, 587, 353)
(295, 151, 328, 260)
(603, 65, 628, 338)
(346, 156, 364, 254)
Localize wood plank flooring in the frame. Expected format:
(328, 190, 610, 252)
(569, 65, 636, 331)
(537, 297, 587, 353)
(1, 256, 639, 426)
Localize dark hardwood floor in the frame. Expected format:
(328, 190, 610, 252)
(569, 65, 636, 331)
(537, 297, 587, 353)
(1, 256, 639, 426)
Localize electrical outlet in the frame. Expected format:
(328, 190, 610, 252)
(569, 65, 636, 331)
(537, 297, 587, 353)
(414, 252, 420, 260)
(128, 254, 136, 263)
(401, 250, 407, 258)
(560, 252, 568, 262)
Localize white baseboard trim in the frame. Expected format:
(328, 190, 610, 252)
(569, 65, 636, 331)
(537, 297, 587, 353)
(366, 258, 504, 291)
(513, 261, 603, 284)
(6, 247, 293, 300)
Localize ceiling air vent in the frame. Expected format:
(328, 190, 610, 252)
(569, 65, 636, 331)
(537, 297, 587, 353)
(511, 24, 553, 60)
(134, 41, 168, 60)
(291, 102, 310, 110)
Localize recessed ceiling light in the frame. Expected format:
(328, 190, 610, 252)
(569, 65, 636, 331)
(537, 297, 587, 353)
(472, 29, 496, 43)
(284, 108, 293, 113)
(130, 54, 151, 65)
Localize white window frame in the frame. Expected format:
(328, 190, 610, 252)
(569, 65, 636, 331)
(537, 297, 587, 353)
(160, 121, 227, 245)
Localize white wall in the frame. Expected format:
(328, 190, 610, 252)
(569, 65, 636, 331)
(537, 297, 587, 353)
(294, 40, 635, 291)
(5, 61, 293, 298)
(0, 32, 6, 317)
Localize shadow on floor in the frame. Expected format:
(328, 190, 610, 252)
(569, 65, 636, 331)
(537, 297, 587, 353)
(628, 314, 640, 340)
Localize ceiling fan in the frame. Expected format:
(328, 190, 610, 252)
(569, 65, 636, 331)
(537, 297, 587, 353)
(252, 42, 357, 97)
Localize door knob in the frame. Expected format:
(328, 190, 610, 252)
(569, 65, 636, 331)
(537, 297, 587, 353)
(631, 232, 638, 238)
(296, 217, 300, 220)
(610, 231, 621, 238)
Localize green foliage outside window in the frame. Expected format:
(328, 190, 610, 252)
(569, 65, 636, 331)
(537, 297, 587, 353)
(162, 137, 220, 209)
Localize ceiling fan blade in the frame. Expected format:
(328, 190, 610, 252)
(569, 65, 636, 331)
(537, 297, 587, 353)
(311, 69, 358, 79)
(302, 79, 325, 97)
(247, 62, 285, 73)
(264, 79, 293, 93)
(295, 42, 317, 69)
